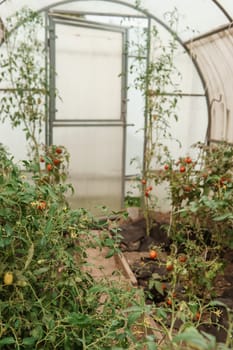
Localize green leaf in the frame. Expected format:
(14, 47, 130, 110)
(146, 341, 157, 350)
(123, 306, 144, 313)
(153, 281, 164, 295)
(45, 220, 53, 235)
(188, 302, 199, 314)
(213, 213, 233, 221)
(104, 238, 115, 247)
(66, 312, 92, 327)
(31, 325, 43, 339)
(33, 267, 50, 275)
(24, 243, 34, 270)
(4, 224, 13, 236)
(0, 337, 15, 345)
(173, 326, 210, 349)
(105, 249, 115, 258)
(127, 311, 142, 326)
(22, 337, 36, 346)
(155, 307, 167, 319)
(208, 300, 227, 308)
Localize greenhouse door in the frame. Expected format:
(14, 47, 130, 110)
(48, 15, 127, 214)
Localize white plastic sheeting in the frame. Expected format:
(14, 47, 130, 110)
(187, 27, 233, 143)
(53, 126, 124, 213)
(55, 24, 123, 120)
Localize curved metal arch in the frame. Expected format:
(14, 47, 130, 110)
(2, 0, 211, 141)
(211, 0, 232, 22)
(39, 0, 210, 98)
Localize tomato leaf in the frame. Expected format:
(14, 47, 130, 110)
(173, 326, 214, 349)
(66, 312, 92, 327)
(127, 311, 142, 326)
(22, 337, 36, 346)
(105, 249, 115, 258)
(0, 337, 15, 345)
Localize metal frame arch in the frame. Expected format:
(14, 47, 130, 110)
(39, 0, 210, 135)
(1, 0, 211, 142)
(3, 0, 210, 101)
(211, 0, 232, 22)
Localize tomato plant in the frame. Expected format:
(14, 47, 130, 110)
(129, 10, 181, 237)
(0, 146, 149, 349)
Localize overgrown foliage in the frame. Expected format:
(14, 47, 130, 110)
(0, 146, 153, 349)
(129, 9, 181, 235)
(161, 141, 233, 248)
(142, 141, 233, 349)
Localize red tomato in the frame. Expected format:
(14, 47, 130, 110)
(166, 298, 172, 306)
(145, 191, 150, 197)
(183, 186, 191, 192)
(37, 201, 46, 210)
(55, 147, 62, 154)
(141, 179, 146, 185)
(47, 164, 53, 171)
(180, 166, 186, 173)
(53, 158, 61, 166)
(195, 312, 201, 320)
(178, 255, 187, 263)
(166, 262, 174, 272)
(185, 157, 192, 164)
(162, 283, 167, 290)
(149, 250, 157, 259)
(40, 156, 45, 163)
(164, 164, 169, 170)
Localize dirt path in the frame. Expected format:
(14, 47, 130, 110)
(83, 229, 133, 283)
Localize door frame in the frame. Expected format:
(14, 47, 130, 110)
(46, 13, 129, 209)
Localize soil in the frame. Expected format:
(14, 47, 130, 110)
(116, 211, 233, 344)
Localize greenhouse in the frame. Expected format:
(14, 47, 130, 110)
(0, 0, 233, 349)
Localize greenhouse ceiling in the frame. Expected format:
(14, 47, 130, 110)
(1, 0, 233, 40)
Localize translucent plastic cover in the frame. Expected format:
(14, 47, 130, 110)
(55, 23, 123, 120)
(1, 0, 232, 42)
(53, 126, 124, 213)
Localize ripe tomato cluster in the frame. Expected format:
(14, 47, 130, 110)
(163, 156, 193, 175)
(178, 156, 193, 173)
(40, 146, 63, 173)
(145, 185, 153, 198)
(141, 178, 154, 197)
(37, 201, 46, 210)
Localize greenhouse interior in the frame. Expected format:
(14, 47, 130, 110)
(0, 0, 233, 349)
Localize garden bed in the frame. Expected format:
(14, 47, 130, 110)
(114, 210, 233, 345)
